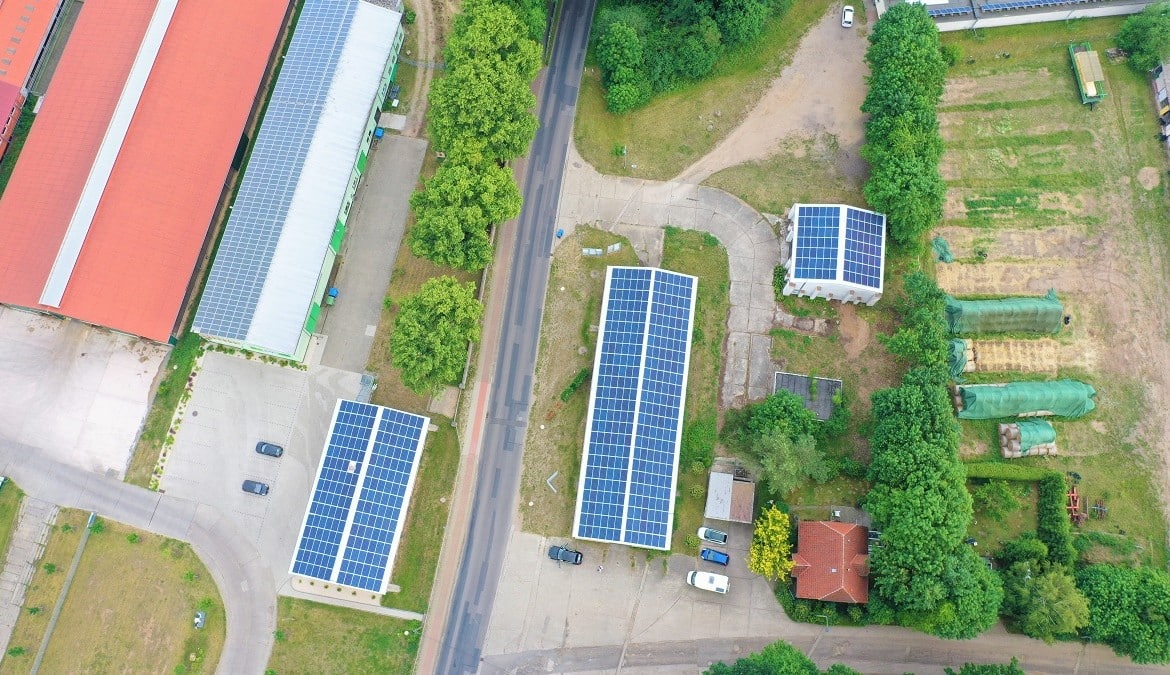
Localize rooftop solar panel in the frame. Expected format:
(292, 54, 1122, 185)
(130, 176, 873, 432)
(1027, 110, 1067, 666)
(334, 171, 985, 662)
(574, 267, 697, 550)
(291, 400, 429, 594)
(789, 204, 885, 292)
(842, 208, 884, 288)
(793, 205, 840, 281)
(192, 0, 360, 341)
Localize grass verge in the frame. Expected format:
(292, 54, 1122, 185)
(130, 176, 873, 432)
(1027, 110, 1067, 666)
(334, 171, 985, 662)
(0, 480, 23, 568)
(659, 228, 730, 552)
(0, 96, 37, 197)
(574, 0, 833, 180)
(125, 332, 204, 488)
(382, 420, 459, 613)
(269, 598, 420, 674)
(31, 520, 225, 674)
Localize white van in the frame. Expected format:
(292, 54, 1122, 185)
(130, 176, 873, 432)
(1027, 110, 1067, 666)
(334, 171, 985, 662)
(687, 570, 730, 594)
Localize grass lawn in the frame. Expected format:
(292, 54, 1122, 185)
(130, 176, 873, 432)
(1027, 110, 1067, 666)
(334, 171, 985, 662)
(0, 480, 24, 568)
(966, 479, 1039, 555)
(33, 520, 225, 674)
(659, 228, 730, 553)
(937, 18, 1170, 570)
(382, 420, 459, 613)
(574, 1, 834, 180)
(125, 332, 203, 488)
(268, 597, 420, 675)
(517, 227, 640, 537)
(0, 96, 38, 197)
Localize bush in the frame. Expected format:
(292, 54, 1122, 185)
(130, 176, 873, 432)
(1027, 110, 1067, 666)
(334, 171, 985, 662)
(940, 43, 963, 67)
(1036, 474, 1076, 567)
(681, 413, 717, 468)
(963, 462, 1055, 482)
(972, 480, 1019, 522)
(683, 534, 701, 553)
(1117, 1, 1170, 73)
(1077, 564, 1170, 663)
(559, 368, 591, 402)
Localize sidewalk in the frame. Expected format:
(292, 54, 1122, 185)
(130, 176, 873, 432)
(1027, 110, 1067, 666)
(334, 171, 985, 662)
(0, 495, 57, 656)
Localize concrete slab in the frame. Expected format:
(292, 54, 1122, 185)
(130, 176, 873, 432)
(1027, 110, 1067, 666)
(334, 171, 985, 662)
(159, 350, 361, 591)
(319, 135, 428, 371)
(0, 308, 166, 476)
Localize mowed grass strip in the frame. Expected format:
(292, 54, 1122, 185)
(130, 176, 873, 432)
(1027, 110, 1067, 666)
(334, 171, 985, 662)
(574, 0, 833, 180)
(34, 520, 224, 674)
(125, 332, 203, 488)
(382, 420, 459, 614)
(268, 597, 420, 675)
(0, 481, 24, 567)
(518, 228, 640, 537)
(659, 228, 729, 552)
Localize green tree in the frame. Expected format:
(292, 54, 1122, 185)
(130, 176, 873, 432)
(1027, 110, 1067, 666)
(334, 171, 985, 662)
(944, 658, 1026, 675)
(746, 390, 819, 441)
(1036, 473, 1076, 568)
(389, 277, 484, 394)
(598, 22, 644, 88)
(408, 162, 520, 271)
(714, 0, 769, 46)
(705, 638, 857, 674)
(747, 505, 794, 581)
(1077, 564, 1170, 664)
(447, 0, 541, 78)
(995, 532, 1048, 567)
(1001, 563, 1088, 643)
(880, 272, 949, 369)
(1118, 1, 1170, 72)
(971, 480, 1018, 522)
(427, 62, 538, 164)
(751, 430, 825, 497)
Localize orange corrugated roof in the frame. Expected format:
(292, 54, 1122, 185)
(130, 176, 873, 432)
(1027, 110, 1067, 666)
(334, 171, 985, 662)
(0, 0, 61, 88)
(0, 0, 288, 342)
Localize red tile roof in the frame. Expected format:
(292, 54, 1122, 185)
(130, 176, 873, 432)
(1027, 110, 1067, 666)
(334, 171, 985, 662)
(0, 0, 288, 342)
(791, 521, 869, 603)
(0, 0, 61, 89)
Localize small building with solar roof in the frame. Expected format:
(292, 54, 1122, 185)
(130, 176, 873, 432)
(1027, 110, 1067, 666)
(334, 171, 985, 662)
(192, 0, 406, 361)
(573, 266, 697, 551)
(782, 203, 886, 306)
(290, 399, 429, 600)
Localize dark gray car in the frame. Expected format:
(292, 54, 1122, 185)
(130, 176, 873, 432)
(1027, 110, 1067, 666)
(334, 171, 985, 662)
(548, 545, 583, 564)
(242, 480, 269, 496)
(255, 441, 283, 458)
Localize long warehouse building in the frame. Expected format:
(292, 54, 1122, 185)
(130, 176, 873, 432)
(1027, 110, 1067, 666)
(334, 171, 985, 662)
(0, 0, 289, 342)
(191, 0, 405, 361)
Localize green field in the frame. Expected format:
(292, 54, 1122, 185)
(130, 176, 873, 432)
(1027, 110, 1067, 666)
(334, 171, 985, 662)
(268, 598, 419, 675)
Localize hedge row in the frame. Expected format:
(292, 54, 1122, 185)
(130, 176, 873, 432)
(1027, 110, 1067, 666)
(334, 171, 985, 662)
(1036, 473, 1076, 568)
(962, 462, 1057, 482)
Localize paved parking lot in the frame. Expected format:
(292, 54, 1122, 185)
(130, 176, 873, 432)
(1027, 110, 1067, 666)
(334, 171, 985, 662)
(0, 307, 166, 476)
(484, 521, 788, 658)
(158, 350, 361, 589)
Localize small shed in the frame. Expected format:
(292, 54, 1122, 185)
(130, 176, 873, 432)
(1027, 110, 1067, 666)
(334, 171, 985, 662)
(704, 471, 755, 524)
(783, 204, 886, 306)
(774, 371, 842, 421)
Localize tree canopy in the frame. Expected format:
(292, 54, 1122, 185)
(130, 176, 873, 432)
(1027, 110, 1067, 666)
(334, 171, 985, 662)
(747, 504, 794, 581)
(390, 277, 484, 394)
(704, 639, 858, 675)
(1118, 1, 1170, 72)
(408, 162, 520, 271)
(751, 430, 826, 497)
(944, 658, 1026, 675)
(1077, 564, 1170, 664)
(1000, 563, 1089, 643)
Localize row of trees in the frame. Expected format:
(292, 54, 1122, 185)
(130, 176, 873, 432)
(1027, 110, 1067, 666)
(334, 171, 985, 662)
(860, 2, 947, 247)
(391, 0, 544, 393)
(593, 0, 790, 112)
(866, 273, 1002, 639)
(704, 639, 1025, 674)
(414, 0, 540, 271)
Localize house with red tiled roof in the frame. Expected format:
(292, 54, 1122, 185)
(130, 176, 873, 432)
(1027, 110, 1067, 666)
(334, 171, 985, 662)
(791, 521, 869, 604)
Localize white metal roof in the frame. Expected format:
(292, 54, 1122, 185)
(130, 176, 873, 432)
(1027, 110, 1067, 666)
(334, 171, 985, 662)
(246, 2, 400, 355)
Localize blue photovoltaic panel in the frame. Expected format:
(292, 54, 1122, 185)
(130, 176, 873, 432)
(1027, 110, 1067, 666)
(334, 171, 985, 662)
(793, 205, 840, 281)
(575, 267, 696, 550)
(291, 400, 428, 593)
(842, 208, 884, 289)
(192, 0, 359, 341)
(336, 409, 425, 592)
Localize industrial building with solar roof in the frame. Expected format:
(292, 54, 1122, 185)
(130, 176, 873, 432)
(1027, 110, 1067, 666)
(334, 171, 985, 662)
(191, 0, 406, 361)
(572, 266, 698, 551)
(781, 203, 886, 306)
(290, 399, 429, 600)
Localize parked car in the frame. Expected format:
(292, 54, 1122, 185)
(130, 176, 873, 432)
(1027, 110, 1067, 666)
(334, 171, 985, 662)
(242, 479, 269, 496)
(700, 548, 730, 566)
(697, 526, 728, 545)
(687, 570, 730, 594)
(841, 5, 854, 28)
(194, 611, 206, 629)
(548, 545, 583, 564)
(255, 441, 284, 458)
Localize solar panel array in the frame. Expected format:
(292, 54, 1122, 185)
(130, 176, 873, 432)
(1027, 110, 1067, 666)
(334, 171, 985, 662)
(928, 6, 972, 16)
(574, 267, 697, 550)
(792, 205, 885, 291)
(192, 0, 359, 341)
(291, 400, 429, 594)
(981, 0, 1098, 11)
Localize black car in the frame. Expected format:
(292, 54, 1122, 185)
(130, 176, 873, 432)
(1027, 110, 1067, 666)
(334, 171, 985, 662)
(548, 545, 583, 565)
(242, 480, 270, 496)
(255, 441, 284, 458)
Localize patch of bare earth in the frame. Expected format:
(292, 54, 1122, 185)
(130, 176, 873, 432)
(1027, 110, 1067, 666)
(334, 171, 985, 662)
(1138, 166, 1161, 191)
(676, 7, 870, 184)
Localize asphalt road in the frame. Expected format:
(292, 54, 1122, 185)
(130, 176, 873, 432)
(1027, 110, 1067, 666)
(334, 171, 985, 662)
(0, 438, 274, 675)
(434, 1, 597, 671)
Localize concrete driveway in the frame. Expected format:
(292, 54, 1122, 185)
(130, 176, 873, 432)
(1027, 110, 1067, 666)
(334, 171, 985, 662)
(483, 521, 785, 657)
(0, 307, 166, 477)
(158, 350, 361, 590)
